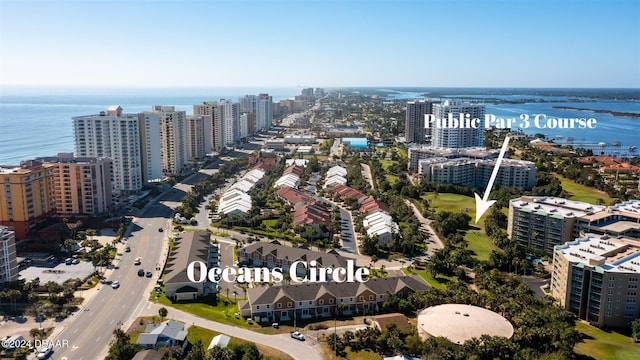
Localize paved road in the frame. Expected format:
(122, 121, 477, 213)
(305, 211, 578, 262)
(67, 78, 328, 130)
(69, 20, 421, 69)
(142, 302, 322, 360)
(405, 199, 444, 255)
(51, 202, 173, 360)
(339, 207, 358, 255)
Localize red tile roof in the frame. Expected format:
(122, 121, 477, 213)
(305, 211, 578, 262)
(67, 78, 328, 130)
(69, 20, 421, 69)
(330, 184, 367, 201)
(283, 165, 305, 177)
(359, 196, 389, 214)
(293, 202, 330, 226)
(276, 187, 315, 206)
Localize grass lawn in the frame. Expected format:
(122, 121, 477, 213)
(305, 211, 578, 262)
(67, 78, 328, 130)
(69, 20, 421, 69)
(186, 325, 294, 360)
(422, 192, 498, 261)
(262, 219, 278, 229)
(155, 294, 249, 328)
(379, 159, 395, 171)
(574, 322, 640, 360)
(402, 267, 456, 290)
(555, 174, 614, 205)
(385, 174, 399, 185)
(319, 342, 380, 360)
(302, 155, 328, 161)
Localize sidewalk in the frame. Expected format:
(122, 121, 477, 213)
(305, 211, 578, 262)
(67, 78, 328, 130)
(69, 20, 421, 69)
(136, 301, 322, 360)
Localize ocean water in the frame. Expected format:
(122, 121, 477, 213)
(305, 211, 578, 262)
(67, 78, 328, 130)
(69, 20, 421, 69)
(1, 87, 639, 164)
(386, 89, 640, 155)
(0, 87, 300, 164)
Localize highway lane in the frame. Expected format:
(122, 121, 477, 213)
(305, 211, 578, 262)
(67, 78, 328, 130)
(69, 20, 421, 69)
(52, 203, 172, 360)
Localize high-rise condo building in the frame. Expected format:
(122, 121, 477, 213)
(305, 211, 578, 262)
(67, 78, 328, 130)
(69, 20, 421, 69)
(218, 100, 240, 145)
(142, 106, 188, 176)
(405, 100, 435, 143)
(240, 95, 258, 113)
(239, 113, 250, 140)
(418, 158, 536, 190)
(186, 115, 212, 162)
(431, 100, 484, 148)
(139, 111, 163, 182)
(256, 94, 273, 131)
(507, 196, 606, 252)
(0, 226, 18, 283)
(551, 234, 640, 328)
(0, 161, 56, 239)
(194, 101, 223, 153)
(35, 153, 113, 216)
(73, 106, 143, 194)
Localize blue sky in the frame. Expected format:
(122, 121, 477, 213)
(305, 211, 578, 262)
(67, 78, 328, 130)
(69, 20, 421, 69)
(1, 0, 638, 88)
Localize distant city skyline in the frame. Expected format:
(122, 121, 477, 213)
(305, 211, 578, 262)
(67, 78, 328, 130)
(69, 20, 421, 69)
(0, 0, 638, 88)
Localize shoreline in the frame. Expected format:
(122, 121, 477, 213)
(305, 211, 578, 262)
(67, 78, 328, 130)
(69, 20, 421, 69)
(552, 105, 640, 119)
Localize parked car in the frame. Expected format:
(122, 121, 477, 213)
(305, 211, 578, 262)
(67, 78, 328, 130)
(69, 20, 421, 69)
(134, 257, 141, 265)
(111, 281, 120, 289)
(138, 269, 145, 277)
(35, 345, 53, 359)
(145, 271, 152, 278)
(125, 245, 131, 252)
(158, 228, 164, 232)
(65, 258, 73, 265)
(290, 331, 305, 341)
(72, 258, 79, 264)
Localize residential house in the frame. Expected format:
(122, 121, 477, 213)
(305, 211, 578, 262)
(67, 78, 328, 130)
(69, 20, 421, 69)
(237, 242, 347, 278)
(164, 231, 218, 301)
(136, 320, 188, 350)
(237, 275, 429, 323)
(359, 197, 390, 215)
(276, 187, 315, 206)
(371, 313, 411, 333)
(329, 184, 367, 203)
(363, 211, 399, 244)
(132, 350, 164, 360)
(292, 202, 331, 239)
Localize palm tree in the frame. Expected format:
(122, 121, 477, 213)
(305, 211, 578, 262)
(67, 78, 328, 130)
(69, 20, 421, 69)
(342, 330, 355, 347)
(29, 328, 40, 341)
(232, 290, 238, 303)
(158, 307, 168, 322)
(8, 289, 21, 311)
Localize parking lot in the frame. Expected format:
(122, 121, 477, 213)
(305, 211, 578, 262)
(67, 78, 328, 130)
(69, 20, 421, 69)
(18, 260, 94, 284)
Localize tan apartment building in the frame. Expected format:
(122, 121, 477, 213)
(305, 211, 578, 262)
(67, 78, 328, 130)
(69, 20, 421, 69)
(575, 200, 640, 239)
(0, 161, 56, 239)
(551, 234, 640, 328)
(507, 196, 605, 252)
(35, 153, 113, 216)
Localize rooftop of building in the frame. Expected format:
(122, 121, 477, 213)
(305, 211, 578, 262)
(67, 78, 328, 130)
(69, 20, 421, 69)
(408, 146, 499, 158)
(555, 233, 640, 274)
(510, 196, 606, 219)
(164, 231, 214, 284)
(417, 304, 514, 344)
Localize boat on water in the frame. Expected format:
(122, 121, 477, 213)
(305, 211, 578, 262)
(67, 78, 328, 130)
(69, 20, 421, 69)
(612, 141, 622, 146)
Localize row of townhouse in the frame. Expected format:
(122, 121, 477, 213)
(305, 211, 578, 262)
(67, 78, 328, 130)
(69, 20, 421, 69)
(324, 165, 348, 188)
(273, 165, 305, 189)
(275, 180, 331, 240)
(238, 275, 429, 322)
(237, 242, 346, 278)
(218, 168, 265, 215)
(164, 231, 219, 301)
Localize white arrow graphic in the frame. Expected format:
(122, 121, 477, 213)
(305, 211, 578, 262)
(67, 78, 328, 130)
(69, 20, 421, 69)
(474, 136, 510, 223)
